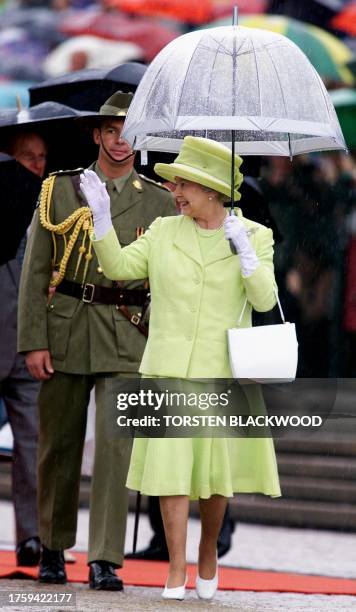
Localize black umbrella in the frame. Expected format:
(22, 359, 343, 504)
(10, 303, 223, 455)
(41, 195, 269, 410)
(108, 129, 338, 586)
(268, 0, 346, 29)
(29, 62, 147, 110)
(0, 101, 95, 129)
(0, 102, 97, 171)
(0, 153, 42, 266)
(29, 63, 178, 178)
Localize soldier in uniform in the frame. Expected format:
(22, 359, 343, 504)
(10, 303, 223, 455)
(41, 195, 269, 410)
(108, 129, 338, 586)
(18, 92, 176, 589)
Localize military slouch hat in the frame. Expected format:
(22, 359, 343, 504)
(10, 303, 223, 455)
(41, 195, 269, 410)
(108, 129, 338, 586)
(99, 91, 133, 118)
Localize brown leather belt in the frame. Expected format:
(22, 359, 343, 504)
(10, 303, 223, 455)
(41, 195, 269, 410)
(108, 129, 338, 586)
(56, 279, 149, 306)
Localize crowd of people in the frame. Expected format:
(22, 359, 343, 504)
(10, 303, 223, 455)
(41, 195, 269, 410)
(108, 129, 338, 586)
(260, 152, 356, 377)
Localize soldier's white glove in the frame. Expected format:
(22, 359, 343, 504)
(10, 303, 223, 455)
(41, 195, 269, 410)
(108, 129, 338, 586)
(80, 169, 112, 239)
(224, 214, 259, 277)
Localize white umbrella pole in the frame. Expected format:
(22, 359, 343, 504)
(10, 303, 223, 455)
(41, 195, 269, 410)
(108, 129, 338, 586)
(230, 130, 235, 214)
(229, 130, 237, 254)
(231, 4, 238, 215)
(228, 6, 238, 254)
(231, 3, 238, 215)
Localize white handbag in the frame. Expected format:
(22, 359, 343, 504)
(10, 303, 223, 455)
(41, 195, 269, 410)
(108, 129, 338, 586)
(227, 289, 298, 383)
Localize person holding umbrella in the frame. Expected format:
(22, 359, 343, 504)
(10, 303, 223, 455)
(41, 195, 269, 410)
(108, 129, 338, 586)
(0, 130, 47, 566)
(17, 92, 176, 589)
(81, 135, 281, 601)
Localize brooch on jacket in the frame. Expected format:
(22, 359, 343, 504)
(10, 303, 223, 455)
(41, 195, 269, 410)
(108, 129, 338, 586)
(246, 227, 259, 237)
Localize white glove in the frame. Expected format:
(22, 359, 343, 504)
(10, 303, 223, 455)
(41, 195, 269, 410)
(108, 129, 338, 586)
(80, 169, 113, 239)
(224, 214, 260, 277)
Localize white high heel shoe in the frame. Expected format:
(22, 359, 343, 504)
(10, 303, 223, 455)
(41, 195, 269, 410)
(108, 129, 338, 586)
(196, 570, 218, 600)
(162, 575, 188, 600)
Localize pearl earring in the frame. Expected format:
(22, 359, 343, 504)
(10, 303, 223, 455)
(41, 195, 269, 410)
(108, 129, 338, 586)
(208, 196, 213, 201)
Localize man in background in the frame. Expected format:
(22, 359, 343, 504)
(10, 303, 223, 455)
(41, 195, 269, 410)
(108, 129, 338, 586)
(0, 130, 47, 566)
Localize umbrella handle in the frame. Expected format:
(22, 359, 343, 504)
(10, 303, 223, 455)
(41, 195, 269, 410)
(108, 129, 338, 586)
(228, 202, 237, 255)
(229, 240, 237, 254)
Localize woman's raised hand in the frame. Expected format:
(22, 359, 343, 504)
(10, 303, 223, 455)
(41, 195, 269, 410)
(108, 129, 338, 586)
(80, 169, 113, 240)
(80, 169, 111, 219)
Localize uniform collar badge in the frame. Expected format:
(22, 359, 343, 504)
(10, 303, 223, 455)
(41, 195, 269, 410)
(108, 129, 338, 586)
(132, 179, 143, 192)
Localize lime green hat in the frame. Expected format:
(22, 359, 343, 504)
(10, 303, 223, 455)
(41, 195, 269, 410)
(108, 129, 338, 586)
(154, 136, 244, 201)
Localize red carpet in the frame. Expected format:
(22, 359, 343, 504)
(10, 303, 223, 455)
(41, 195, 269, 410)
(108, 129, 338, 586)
(0, 551, 355, 595)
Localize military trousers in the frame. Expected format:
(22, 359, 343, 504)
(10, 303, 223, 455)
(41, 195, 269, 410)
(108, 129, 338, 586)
(38, 371, 132, 567)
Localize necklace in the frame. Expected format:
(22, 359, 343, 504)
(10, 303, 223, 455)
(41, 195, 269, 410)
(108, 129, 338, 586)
(194, 211, 227, 236)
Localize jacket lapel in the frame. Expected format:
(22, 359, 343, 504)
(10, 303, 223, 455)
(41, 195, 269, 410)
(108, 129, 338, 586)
(173, 209, 245, 268)
(173, 216, 203, 267)
(203, 234, 235, 266)
(204, 207, 245, 266)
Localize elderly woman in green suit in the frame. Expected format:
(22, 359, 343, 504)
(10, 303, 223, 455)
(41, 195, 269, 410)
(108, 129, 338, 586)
(80, 136, 281, 601)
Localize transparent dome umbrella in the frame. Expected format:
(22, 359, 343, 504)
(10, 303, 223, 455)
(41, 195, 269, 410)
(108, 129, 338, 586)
(122, 20, 347, 241)
(123, 24, 346, 160)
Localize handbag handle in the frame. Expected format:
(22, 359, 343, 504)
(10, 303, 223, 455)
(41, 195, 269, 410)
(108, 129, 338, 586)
(237, 287, 286, 326)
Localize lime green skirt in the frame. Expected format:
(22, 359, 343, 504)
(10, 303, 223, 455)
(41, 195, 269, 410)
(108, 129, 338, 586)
(126, 436, 281, 500)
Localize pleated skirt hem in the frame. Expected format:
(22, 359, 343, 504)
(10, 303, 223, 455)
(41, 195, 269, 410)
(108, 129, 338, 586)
(126, 476, 281, 501)
(126, 436, 281, 501)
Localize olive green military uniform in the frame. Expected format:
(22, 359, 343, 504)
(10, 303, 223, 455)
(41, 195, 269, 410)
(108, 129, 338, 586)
(18, 163, 175, 566)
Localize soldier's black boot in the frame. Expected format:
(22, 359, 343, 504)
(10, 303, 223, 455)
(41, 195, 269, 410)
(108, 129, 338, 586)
(39, 546, 67, 584)
(16, 536, 41, 567)
(89, 561, 124, 591)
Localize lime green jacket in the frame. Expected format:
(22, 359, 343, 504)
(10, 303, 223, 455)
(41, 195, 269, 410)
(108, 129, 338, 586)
(93, 210, 277, 378)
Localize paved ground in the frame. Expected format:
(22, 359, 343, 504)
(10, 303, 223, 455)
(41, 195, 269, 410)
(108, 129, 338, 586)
(0, 579, 356, 612)
(0, 501, 356, 611)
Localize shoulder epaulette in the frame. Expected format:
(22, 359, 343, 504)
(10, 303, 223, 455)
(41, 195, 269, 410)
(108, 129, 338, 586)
(49, 168, 84, 177)
(138, 174, 171, 191)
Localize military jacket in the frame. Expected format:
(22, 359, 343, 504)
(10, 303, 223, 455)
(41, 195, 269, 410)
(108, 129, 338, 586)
(17, 164, 176, 374)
